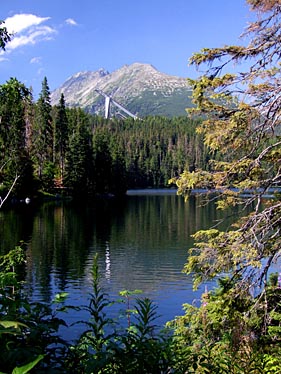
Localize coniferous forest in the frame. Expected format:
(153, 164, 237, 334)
(1, 0, 281, 371)
(0, 76, 209, 201)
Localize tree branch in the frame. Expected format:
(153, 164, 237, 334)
(0, 174, 20, 209)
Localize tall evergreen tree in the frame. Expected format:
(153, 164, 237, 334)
(0, 78, 35, 197)
(65, 108, 93, 196)
(32, 77, 54, 189)
(53, 93, 68, 186)
(92, 129, 113, 194)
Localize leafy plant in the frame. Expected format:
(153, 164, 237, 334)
(119, 289, 143, 328)
(0, 355, 44, 374)
(0, 246, 70, 373)
(66, 253, 115, 372)
(112, 297, 173, 374)
(66, 254, 174, 373)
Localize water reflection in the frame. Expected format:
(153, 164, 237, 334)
(105, 241, 111, 281)
(0, 191, 240, 327)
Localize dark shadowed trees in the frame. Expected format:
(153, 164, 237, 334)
(65, 108, 93, 196)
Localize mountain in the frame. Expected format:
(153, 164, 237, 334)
(50, 63, 192, 117)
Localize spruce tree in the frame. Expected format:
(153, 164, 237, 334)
(0, 78, 34, 197)
(65, 108, 93, 196)
(53, 93, 68, 186)
(32, 77, 54, 190)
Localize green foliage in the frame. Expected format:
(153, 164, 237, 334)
(40, 161, 55, 191)
(119, 289, 143, 327)
(9, 355, 44, 374)
(0, 71, 210, 198)
(53, 93, 69, 184)
(0, 246, 279, 372)
(91, 115, 208, 191)
(31, 76, 55, 191)
(168, 278, 281, 373)
(0, 78, 35, 198)
(0, 246, 70, 372)
(168, 1, 281, 372)
(171, 0, 280, 293)
(64, 254, 173, 373)
(64, 108, 93, 196)
(124, 88, 193, 117)
(109, 298, 172, 374)
(0, 20, 11, 50)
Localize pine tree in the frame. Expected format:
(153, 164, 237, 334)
(32, 77, 54, 189)
(0, 78, 35, 197)
(53, 93, 69, 186)
(65, 108, 93, 196)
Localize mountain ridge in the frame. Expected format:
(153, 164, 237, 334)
(51, 62, 192, 117)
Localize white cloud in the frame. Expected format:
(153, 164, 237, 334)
(2, 13, 56, 54)
(6, 26, 56, 51)
(36, 67, 44, 76)
(30, 56, 41, 64)
(65, 18, 78, 26)
(5, 14, 50, 34)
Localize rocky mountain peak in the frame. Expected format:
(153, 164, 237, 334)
(51, 63, 192, 117)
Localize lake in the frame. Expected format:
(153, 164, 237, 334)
(0, 189, 234, 340)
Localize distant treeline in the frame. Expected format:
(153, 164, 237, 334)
(0, 77, 211, 199)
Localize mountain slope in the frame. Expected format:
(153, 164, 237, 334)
(51, 63, 192, 117)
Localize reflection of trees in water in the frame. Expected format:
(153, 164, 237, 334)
(90, 194, 255, 294)
(0, 204, 35, 255)
(1, 194, 254, 303)
(27, 202, 96, 303)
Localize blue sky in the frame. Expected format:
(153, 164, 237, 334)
(1, 0, 252, 97)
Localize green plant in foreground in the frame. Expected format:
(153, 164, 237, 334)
(0, 246, 70, 373)
(119, 289, 143, 328)
(66, 254, 115, 373)
(112, 297, 173, 374)
(66, 254, 174, 374)
(168, 276, 281, 374)
(0, 355, 44, 374)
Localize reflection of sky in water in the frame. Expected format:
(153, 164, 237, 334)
(33, 243, 216, 343)
(105, 241, 111, 281)
(50, 269, 213, 343)
(2, 191, 271, 342)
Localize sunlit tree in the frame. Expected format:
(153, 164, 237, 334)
(173, 0, 280, 292)
(170, 0, 281, 370)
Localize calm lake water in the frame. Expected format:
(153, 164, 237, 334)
(0, 189, 235, 340)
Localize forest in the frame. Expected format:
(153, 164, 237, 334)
(0, 76, 209, 202)
(0, 0, 281, 372)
